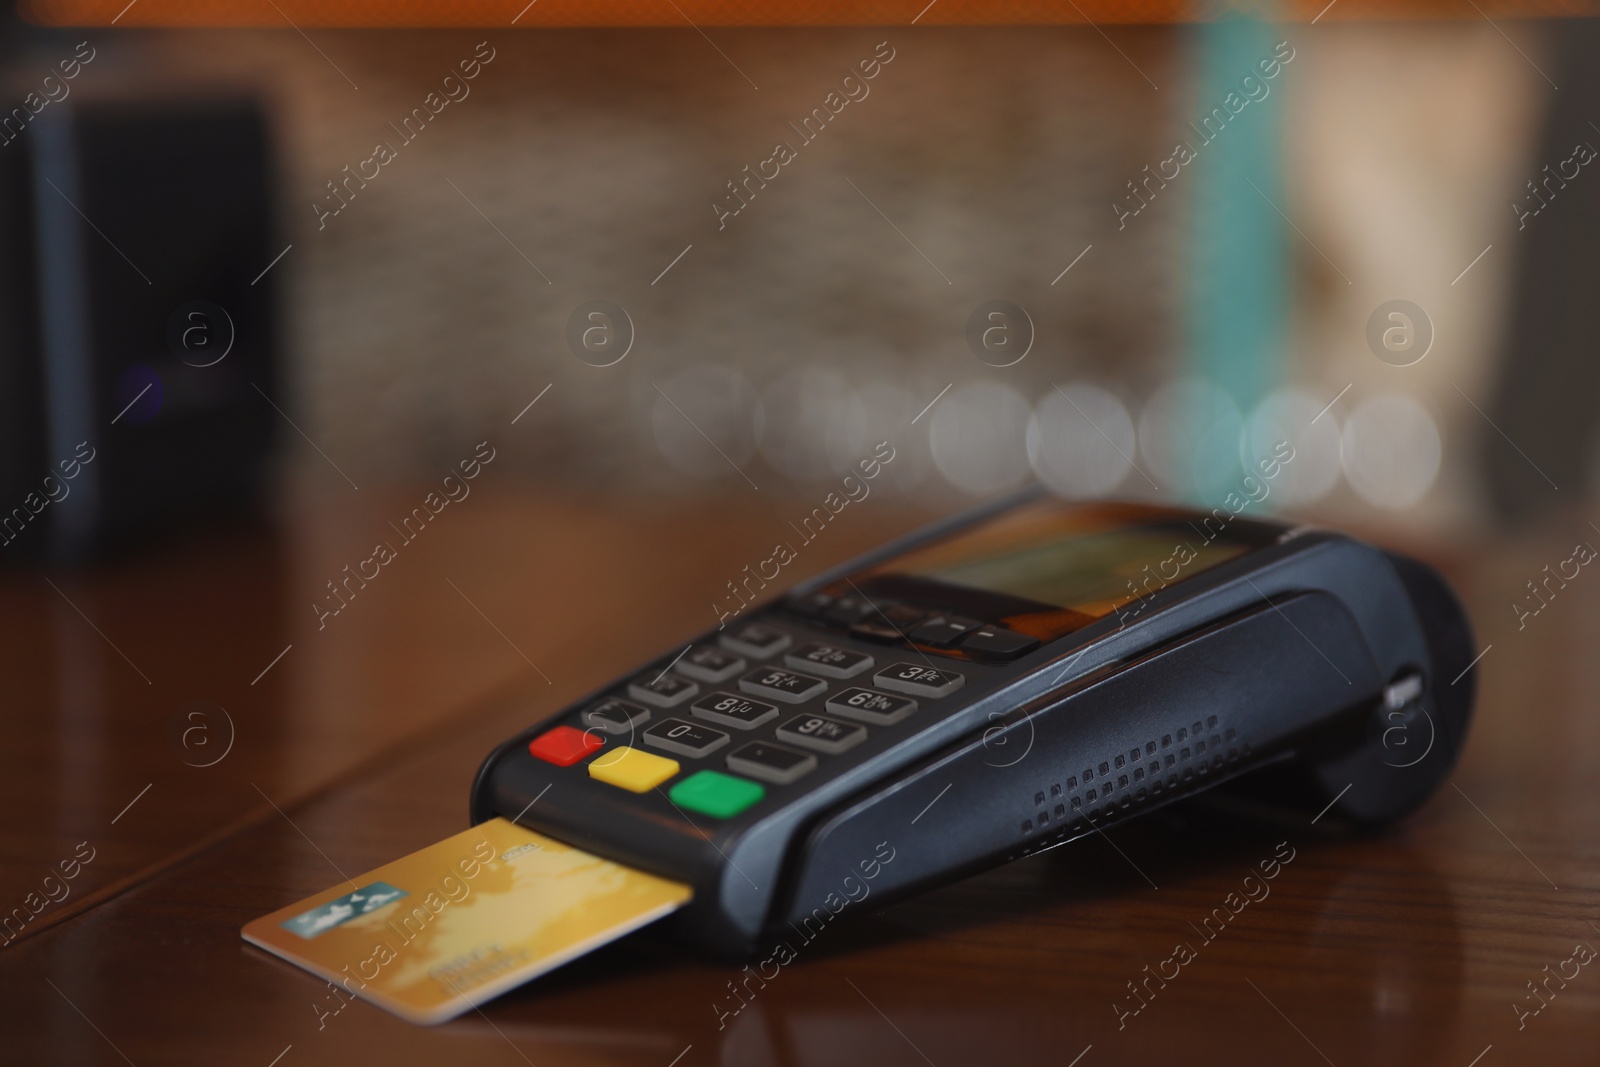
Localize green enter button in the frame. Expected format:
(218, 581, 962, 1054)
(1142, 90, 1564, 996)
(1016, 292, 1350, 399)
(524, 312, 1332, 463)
(669, 770, 765, 819)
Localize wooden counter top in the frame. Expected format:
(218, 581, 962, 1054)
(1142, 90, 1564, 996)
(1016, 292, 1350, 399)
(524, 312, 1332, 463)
(2, 486, 1595, 1066)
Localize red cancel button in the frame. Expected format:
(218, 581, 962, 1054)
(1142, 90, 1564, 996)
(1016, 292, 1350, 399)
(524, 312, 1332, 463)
(528, 725, 604, 766)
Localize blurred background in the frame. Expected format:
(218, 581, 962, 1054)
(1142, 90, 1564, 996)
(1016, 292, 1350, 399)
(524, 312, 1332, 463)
(3, 0, 1595, 557)
(9, 7, 1600, 1046)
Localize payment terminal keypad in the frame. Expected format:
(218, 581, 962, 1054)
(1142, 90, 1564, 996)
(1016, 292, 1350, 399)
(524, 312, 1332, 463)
(825, 687, 917, 725)
(908, 615, 981, 648)
(677, 646, 746, 683)
(643, 718, 731, 758)
(582, 698, 651, 735)
(628, 673, 699, 708)
(717, 624, 792, 660)
(775, 713, 867, 754)
(691, 692, 780, 730)
(529, 615, 979, 820)
(783, 644, 875, 679)
(739, 667, 828, 704)
(726, 741, 817, 785)
(874, 663, 965, 699)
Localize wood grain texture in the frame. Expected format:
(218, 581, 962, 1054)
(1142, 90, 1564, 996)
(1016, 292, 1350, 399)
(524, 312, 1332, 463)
(0, 486, 931, 949)
(1, 490, 1597, 1067)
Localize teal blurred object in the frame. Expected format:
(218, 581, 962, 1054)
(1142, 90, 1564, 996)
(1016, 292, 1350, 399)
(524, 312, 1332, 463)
(1182, 13, 1289, 504)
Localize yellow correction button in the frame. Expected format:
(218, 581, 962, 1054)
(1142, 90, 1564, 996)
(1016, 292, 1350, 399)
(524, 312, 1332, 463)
(588, 746, 679, 793)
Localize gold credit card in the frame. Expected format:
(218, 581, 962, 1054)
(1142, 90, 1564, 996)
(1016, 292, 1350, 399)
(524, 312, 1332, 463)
(242, 817, 691, 1025)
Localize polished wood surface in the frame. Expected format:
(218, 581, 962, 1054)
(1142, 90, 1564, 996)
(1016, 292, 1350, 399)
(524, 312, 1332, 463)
(2, 487, 1597, 1066)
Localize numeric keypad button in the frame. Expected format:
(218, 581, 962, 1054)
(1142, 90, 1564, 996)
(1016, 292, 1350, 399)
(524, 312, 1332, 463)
(718, 624, 792, 660)
(784, 643, 874, 679)
(643, 718, 730, 759)
(581, 699, 651, 735)
(775, 714, 867, 754)
(726, 741, 817, 785)
(874, 662, 965, 699)
(825, 687, 918, 725)
(738, 667, 828, 704)
(676, 646, 746, 683)
(628, 673, 700, 708)
(691, 691, 780, 730)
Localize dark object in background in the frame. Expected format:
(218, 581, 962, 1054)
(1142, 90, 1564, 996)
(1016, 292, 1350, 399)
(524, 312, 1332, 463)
(0, 97, 277, 562)
(1488, 18, 1600, 521)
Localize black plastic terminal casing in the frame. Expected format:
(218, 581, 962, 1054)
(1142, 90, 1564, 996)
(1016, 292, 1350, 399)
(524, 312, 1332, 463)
(470, 494, 1476, 957)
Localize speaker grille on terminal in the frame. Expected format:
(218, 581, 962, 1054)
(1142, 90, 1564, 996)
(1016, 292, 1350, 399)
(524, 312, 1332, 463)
(1009, 714, 1251, 859)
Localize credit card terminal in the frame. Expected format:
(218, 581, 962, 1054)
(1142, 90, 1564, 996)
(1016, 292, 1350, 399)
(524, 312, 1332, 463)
(470, 496, 1476, 956)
